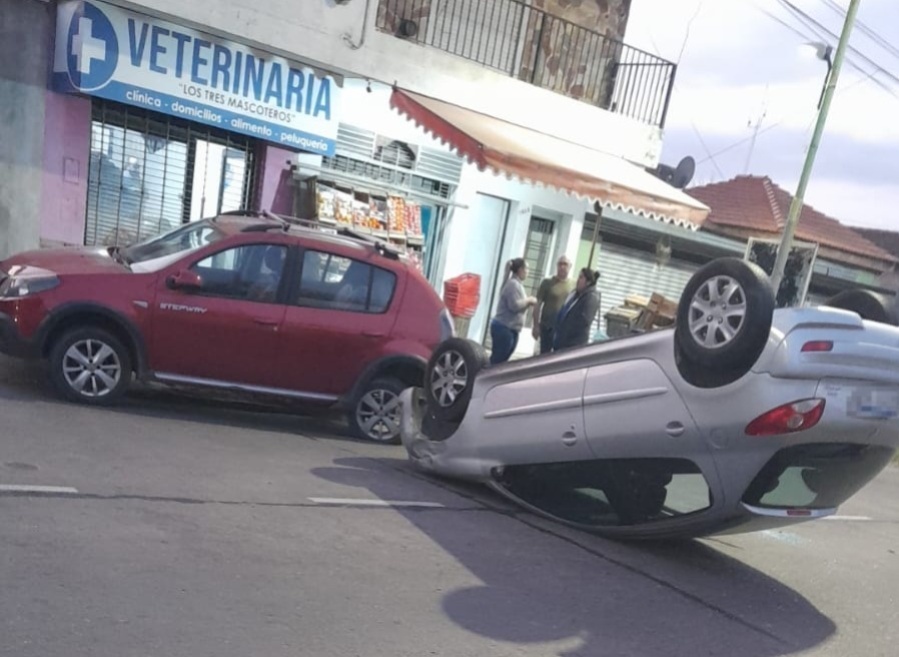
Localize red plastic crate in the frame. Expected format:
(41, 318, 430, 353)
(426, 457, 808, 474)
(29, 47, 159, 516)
(443, 273, 481, 319)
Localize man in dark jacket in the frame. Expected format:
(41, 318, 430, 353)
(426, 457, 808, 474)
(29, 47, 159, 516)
(553, 268, 601, 351)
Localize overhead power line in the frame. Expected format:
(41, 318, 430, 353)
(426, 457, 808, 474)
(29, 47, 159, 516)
(745, 0, 898, 98)
(817, 0, 899, 64)
(777, 0, 899, 90)
(695, 70, 883, 165)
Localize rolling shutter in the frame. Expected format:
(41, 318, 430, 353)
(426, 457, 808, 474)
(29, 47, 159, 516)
(594, 242, 696, 334)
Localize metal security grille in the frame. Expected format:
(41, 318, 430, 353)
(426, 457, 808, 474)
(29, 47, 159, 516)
(85, 99, 258, 247)
(329, 122, 464, 192)
(322, 154, 454, 200)
(592, 241, 695, 336)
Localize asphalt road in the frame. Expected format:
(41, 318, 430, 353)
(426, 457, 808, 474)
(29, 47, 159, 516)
(1, 356, 897, 657)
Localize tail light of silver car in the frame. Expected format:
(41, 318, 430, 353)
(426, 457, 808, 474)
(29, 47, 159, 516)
(745, 399, 826, 436)
(801, 340, 834, 353)
(439, 308, 455, 342)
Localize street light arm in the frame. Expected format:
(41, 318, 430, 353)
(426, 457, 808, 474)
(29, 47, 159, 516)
(817, 56, 834, 109)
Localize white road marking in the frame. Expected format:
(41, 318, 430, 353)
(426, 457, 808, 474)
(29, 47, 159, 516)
(0, 484, 79, 494)
(823, 515, 872, 521)
(308, 497, 444, 508)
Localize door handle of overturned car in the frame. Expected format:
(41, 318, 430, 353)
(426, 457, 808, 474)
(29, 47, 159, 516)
(666, 422, 686, 437)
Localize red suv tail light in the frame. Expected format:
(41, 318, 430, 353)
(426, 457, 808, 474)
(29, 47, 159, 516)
(745, 399, 826, 436)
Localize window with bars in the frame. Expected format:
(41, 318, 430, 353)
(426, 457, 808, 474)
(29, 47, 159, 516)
(522, 216, 556, 297)
(85, 100, 258, 247)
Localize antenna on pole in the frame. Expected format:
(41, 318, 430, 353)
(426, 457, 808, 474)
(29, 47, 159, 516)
(744, 87, 769, 174)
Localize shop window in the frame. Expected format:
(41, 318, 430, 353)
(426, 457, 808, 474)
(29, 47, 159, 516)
(190, 244, 287, 304)
(85, 100, 257, 248)
(296, 250, 396, 313)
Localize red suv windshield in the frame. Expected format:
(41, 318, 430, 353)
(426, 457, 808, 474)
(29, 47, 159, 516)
(122, 220, 227, 265)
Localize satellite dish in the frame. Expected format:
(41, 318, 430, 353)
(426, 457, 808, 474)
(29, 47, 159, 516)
(654, 163, 676, 184)
(672, 156, 696, 189)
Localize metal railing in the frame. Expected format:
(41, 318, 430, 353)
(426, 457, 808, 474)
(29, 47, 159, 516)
(376, 0, 677, 128)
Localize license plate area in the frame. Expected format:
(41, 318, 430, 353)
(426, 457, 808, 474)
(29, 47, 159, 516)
(847, 388, 899, 420)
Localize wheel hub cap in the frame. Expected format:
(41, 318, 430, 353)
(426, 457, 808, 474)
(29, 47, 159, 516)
(430, 350, 468, 407)
(687, 275, 748, 349)
(62, 339, 122, 398)
(356, 389, 401, 442)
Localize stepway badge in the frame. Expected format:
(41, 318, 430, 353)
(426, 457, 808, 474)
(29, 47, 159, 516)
(52, 0, 341, 155)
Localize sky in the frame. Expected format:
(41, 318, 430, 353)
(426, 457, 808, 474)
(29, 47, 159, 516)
(624, 0, 898, 230)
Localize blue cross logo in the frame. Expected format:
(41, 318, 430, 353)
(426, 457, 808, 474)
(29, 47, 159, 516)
(66, 2, 118, 91)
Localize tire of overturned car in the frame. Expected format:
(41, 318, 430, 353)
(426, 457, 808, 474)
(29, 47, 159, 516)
(674, 257, 775, 388)
(824, 289, 899, 326)
(424, 337, 489, 422)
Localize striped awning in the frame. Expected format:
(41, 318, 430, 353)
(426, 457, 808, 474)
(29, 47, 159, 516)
(390, 88, 709, 230)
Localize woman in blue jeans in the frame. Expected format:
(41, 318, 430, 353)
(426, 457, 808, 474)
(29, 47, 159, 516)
(489, 258, 537, 364)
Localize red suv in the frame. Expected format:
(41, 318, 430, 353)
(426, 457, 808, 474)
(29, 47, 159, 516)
(0, 213, 452, 443)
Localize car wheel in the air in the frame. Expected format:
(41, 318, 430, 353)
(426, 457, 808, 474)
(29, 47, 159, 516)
(425, 337, 488, 422)
(48, 327, 132, 405)
(675, 257, 775, 388)
(824, 289, 899, 326)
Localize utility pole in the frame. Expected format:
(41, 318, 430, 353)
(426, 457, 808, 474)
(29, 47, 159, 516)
(768, 0, 861, 298)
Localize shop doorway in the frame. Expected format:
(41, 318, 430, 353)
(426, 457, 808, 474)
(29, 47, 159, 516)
(187, 142, 251, 222)
(456, 193, 511, 343)
(85, 100, 258, 247)
(522, 217, 556, 294)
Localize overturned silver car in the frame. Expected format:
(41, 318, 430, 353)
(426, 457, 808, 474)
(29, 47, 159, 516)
(399, 257, 899, 540)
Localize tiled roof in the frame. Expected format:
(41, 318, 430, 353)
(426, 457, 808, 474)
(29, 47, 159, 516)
(688, 175, 896, 263)
(855, 228, 899, 260)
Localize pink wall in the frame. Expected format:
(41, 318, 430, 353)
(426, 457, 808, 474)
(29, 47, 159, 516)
(40, 91, 91, 246)
(256, 144, 296, 215)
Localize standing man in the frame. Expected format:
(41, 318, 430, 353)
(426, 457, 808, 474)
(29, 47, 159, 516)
(532, 255, 574, 355)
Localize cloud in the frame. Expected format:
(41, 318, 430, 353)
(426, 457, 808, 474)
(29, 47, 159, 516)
(624, 0, 899, 230)
(800, 178, 898, 229)
(665, 73, 899, 144)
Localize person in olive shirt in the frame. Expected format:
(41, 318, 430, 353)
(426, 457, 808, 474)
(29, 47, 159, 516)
(531, 255, 573, 354)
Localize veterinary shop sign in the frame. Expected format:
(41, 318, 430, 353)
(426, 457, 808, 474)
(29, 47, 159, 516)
(52, 0, 340, 155)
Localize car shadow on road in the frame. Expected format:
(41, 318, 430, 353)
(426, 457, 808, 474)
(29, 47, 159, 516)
(311, 456, 836, 657)
(0, 359, 50, 401)
(100, 389, 358, 443)
(0, 357, 356, 441)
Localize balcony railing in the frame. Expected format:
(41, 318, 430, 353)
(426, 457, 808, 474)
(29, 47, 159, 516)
(376, 0, 677, 128)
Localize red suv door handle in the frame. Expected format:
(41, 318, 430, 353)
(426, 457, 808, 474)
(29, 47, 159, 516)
(253, 318, 280, 327)
(361, 330, 386, 338)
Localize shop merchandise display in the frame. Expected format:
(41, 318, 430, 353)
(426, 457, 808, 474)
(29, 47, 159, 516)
(314, 182, 427, 266)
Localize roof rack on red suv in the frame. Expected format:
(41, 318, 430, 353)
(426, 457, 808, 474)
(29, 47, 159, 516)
(219, 209, 403, 261)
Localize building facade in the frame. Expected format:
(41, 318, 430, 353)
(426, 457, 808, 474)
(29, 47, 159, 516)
(576, 176, 898, 340)
(3, 0, 708, 356)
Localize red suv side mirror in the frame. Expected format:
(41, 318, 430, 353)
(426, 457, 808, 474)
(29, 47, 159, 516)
(166, 269, 203, 291)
